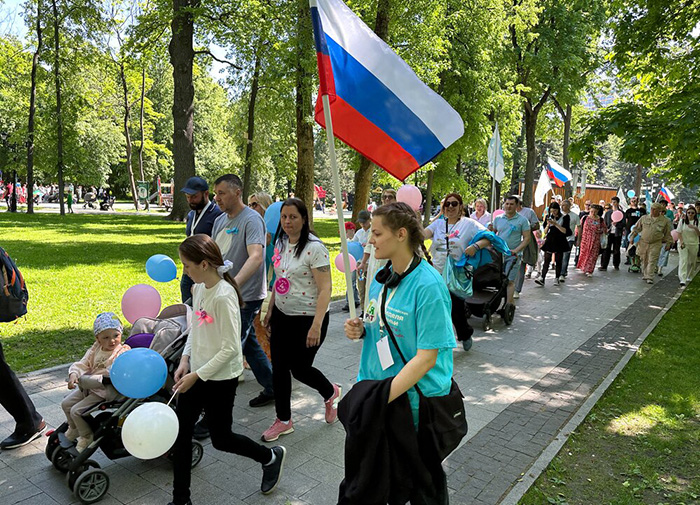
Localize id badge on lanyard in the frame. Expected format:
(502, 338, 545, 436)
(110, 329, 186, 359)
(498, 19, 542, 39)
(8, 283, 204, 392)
(189, 201, 212, 237)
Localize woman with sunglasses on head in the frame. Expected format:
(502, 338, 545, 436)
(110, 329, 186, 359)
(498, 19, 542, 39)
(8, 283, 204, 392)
(343, 202, 456, 504)
(424, 193, 490, 350)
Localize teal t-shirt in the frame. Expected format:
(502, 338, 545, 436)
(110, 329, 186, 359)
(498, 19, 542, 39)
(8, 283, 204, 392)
(358, 260, 456, 426)
(493, 213, 530, 251)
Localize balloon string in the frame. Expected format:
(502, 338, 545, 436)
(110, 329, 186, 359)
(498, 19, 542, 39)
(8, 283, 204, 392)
(166, 389, 178, 407)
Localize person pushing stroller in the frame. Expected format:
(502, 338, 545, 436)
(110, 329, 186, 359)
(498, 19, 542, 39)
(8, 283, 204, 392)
(61, 312, 130, 451)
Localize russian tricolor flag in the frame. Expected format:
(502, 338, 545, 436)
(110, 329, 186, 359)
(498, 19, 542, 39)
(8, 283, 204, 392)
(659, 186, 675, 202)
(310, 0, 464, 181)
(546, 157, 573, 188)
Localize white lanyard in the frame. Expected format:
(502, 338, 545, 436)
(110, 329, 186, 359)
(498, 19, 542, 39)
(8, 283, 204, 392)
(189, 201, 212, 237)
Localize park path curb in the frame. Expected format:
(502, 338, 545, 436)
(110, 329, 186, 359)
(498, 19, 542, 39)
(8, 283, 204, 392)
(499, 271, 690, 505)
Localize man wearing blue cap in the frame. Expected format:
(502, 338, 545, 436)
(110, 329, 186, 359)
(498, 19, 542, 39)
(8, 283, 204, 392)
(180, 176, 222, 303)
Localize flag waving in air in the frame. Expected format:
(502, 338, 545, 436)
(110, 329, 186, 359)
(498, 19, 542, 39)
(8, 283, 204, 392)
(488, 122, 505, 183)
(309, 0, 464, 181)
(546, 158, 572, 187)
(659, 186, 675, 202)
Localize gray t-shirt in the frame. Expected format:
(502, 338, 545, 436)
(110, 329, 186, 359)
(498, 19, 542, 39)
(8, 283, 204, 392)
(212, 206, 267, 302)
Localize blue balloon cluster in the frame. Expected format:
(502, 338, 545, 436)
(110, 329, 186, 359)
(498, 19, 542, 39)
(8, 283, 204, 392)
(146, 254, 177, 283)
(111, 348, 167, 399)
(264, 201, 283, 237)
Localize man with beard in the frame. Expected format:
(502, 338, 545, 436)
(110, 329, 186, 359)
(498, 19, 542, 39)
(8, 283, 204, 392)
(180, 176, 223, 303)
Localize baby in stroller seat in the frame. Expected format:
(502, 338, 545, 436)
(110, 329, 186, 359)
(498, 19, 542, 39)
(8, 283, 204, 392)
(61, 312, 130, 452)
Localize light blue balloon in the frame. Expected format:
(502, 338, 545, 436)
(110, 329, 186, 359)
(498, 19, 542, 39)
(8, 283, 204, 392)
(111, 348, 167, 399)
(264, 201, 283, 236)
(347, 241, 364, 261)
(627, 190, 636, 198)
(146, 254, 177, 283)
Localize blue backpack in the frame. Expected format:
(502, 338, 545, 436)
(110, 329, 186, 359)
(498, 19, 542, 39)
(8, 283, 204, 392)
(0, 246, 29, 322)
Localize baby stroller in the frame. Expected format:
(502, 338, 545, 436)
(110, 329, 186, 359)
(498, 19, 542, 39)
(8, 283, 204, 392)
(99, 195, 114, 211)
(44, 304, 202, 504)
(463, 248, 516, 331)
(83, 192, 97, 209)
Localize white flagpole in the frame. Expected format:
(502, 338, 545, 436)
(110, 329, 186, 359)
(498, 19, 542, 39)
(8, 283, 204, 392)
(321, 94, 357, 320)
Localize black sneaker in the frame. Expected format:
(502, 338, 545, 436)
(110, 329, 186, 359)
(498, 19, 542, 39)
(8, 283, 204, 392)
(193, 417, 209, 440)
(261, 446, 286, 494)
(462, 337, 473, 351)
(614, 266, 620, 270)
(534, 278, 544, 286)
(0, 420, 46, 450)
(167, 501, 192, 505)
(342, 304, 350, 312)
(249, 391, 275, 408)
(598, 267, 607, 271)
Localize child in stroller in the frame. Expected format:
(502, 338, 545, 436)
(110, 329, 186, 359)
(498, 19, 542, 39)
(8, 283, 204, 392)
(46, 304, 199, 505)
(464, 248, 516, 331)
(61, 312, 130, 452)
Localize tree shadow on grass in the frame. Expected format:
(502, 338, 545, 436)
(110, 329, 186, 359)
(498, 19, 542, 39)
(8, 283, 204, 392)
(0, 213, 183, 237)
(3, 238, 184, 270)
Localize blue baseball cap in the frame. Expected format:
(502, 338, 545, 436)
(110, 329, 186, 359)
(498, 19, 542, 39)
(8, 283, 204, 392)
(181, 176, 209, 195)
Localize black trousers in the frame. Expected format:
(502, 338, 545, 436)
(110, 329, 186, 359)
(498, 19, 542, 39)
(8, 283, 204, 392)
(601, 233, 623, 268)
(0, 341, 42, 435)
(541, 251, 564, 279)
(270, 306, 334, 422)
(449, 292, 473, 341)
(172, 377, 270, 505)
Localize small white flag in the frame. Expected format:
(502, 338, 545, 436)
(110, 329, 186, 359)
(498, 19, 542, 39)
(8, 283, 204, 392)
(535, 168, 552, 207)
(488, 122, 506, 183)
(616, 187, 629, 211)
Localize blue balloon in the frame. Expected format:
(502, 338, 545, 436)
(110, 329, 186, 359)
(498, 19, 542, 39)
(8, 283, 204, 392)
(264, 201, 283, 236)
(347, 241, 364, 261)
(627, 190, 636, 198)
(111, 348, 167, 399)
(146, 254, 177, 283)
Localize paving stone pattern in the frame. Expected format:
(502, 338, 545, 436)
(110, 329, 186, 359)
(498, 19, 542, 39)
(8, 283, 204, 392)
(0, 255, 682, 505)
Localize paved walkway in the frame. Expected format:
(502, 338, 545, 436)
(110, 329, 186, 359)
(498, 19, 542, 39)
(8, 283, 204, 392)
(0, 253, 683, 505)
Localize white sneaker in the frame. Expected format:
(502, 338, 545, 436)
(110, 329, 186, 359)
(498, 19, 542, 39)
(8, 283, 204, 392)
(513, 292, 520, 299)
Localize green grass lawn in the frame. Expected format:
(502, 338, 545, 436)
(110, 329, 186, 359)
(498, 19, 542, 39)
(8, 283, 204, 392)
(0, 213, 352, 373)
(519, 278, 700, 505)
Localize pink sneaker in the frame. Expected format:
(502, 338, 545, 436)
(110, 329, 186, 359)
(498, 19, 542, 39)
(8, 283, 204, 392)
(262, 418, 294, 442)
(325, 384, 342, 424)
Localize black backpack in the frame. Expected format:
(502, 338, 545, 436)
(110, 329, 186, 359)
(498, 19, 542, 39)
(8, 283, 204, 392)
(0, 246, 29, 322)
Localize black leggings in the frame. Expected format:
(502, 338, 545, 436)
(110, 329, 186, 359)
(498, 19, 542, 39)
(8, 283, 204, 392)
(270, 306, 334, 421)
(449, 292, 473, 341)
(541, 251, 564, 279)
(172, 377, 270, 505)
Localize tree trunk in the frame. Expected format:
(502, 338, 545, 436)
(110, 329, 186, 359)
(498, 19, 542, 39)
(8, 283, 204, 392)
(51, 0, 65, 216)
(120, 61, 139, 210)
(27, 0, 42, 215)
(138, 67, 145, 181)
(522, 105, 538, 207)
(351, 0, 391, 224)
(510, 116, 525, 195)
(168, 0, 198, 221)
(634, 163, 643, 197)
(294, 0, 315, 223)
(423, 169, 434, 225)
(243, 47, 261, 203)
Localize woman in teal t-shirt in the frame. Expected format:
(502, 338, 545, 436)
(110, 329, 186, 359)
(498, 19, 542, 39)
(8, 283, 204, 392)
(344, 202, 455, 503)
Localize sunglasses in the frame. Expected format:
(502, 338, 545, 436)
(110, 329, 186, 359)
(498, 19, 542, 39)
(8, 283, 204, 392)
(444, 201, 460, 208)
(249, 202, 259, 208)
(381, 195, 394, 200)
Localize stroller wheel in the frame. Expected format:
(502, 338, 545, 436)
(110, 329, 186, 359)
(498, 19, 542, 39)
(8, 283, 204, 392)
(45, 426, 64, 461)
(67, 460, 100, 490)
(191, 440, 204, 468)
(482, 310, 492, 331)
(51, 445, 73, 473)
(503, 303, 516, 326)
(73, 468, 110, 504)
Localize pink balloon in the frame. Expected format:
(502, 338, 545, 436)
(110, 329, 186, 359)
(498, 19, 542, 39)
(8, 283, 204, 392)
(671, 229, 680, 242)
(611, 210, 624, 223)
(121, 284, 162, 324)
(334, 253, 357, 273)
(493, 209, 505, 218)
(396, 185, 422, 210)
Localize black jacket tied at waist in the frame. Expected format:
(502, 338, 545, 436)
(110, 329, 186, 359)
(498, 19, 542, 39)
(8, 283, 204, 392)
(337, 378, 433, 505)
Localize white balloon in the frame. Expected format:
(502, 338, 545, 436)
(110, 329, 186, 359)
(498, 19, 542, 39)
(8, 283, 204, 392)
(121, 403, 179, 460)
